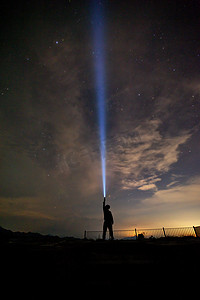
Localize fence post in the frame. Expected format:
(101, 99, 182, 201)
(84, 230, 87, 239)
(163, 227, 166, 238)
(193, 226, 197, 238)
(135, 228, 137, 240)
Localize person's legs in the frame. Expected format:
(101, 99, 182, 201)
(108, 223, 114, 240)
(102, 222, 107, 240)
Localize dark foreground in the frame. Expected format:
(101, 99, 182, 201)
(1, 230, 200, 298)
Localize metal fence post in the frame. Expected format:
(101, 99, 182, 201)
(135, 228, 137, 240)
(193, 226, 197, 238)
(163, 227, 166, 238)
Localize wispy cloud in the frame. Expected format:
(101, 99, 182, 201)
(108, 119, 191, 190)
(121, 175, 161, 190)
(143, 176, 200, 205)
(138, 184, 157, 191)
(166, 181, 179, 188)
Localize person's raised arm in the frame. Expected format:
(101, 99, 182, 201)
(103, 197, 106, 209)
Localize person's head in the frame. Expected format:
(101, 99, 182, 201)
(105, 204, 110, 210)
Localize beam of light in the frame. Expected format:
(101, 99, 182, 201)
(91, 1, 106, 197)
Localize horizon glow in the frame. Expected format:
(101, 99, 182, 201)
(91, 1, 106, 197)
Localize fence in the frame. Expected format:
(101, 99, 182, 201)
(84, 226, 200, 240)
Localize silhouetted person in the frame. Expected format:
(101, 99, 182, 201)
(103, 197, 114, 240)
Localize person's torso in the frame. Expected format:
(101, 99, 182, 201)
(104, 210, 112, 222)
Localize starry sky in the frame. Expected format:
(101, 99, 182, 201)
(1, 0, 200, 237)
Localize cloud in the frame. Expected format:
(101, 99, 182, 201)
(0, 34, 103, 236)
(143, 176, 200, 205)
(0, 196, 56, 221)
(138, 184, 157, 191)
(108, 119, 191, 190)
(121, 175, 161, 190)
(166, 181, 179, 188)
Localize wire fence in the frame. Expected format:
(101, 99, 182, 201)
(84, 226, 200, 240)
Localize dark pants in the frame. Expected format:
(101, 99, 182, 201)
(103, 221, 114, 240)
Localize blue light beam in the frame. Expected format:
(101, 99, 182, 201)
(91, 1, 106, 197)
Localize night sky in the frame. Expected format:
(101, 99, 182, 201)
(1, 0, 200, 237)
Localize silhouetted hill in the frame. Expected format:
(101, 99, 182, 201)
(0, 225, 48, 241)
(0, 225, 13, 237)
(0, 225, 79, 243)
